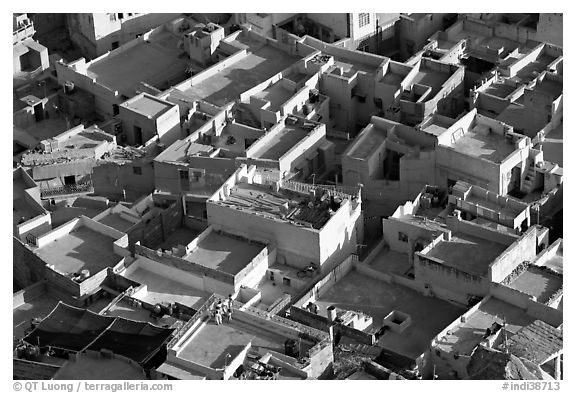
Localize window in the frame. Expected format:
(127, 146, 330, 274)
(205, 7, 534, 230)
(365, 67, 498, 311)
(111, 41, 119, 50)
(398, 232, 408, 242)
(358, 13, 370, 28)
(109, 13, 117, 22)
(112, 104, 119, 116)
(118, 13, 124, 19)
(133, 166, 142, 175)
(179, 170, 189, 180)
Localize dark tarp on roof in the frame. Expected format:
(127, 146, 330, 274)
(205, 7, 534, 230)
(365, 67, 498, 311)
(23, 302, 174, 364)
(24, 302, 114, 351)
(86, 318, 175, 364)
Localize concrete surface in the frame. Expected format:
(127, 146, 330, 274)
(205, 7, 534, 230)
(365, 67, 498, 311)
(87, 30, 188, 94)
(425, 233, 508, 277)
(126, 267, 208, 309)
(178, 317, 285, 368)
(435, 297, 535, 355)
(315, 270, 464, 358)
(36, 226, 123, 275)
(254, 81, 294, 112)
(99, 213, 134, 233)
(447, 130, 516, 163)
(250, 124, 309, 160)
(160, 227, 201, 250)
(508, 266, 562, 303)
(181, 37, 299, 106)
(184, 231, 264, 275)
(368, 248, 412, 276)
(347, 127, 386, 160)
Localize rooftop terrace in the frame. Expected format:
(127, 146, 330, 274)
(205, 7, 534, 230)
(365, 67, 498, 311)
(508, 266, 562, 304)
(98, 213, 135, 233)
(177, 317, 286, 368)
(314, 270, 464, 358)
(36, 226, 123, 275)
(346, 125, 386, 160)
(249, 124, 310, 160)
(409, 64, 451, 98)
(253, 80, 294, 112)
(435, 297, 535, 355)
(178, 35, 300, 106)
(86, 30, 189, 95)
(125, 265, 210, 309)
(220, 182, 336, 229)
(425, 233, 508, 276)
(443, 126, 517, 163)
(183, 231, 265, 275)
(121, 94, 175, 118)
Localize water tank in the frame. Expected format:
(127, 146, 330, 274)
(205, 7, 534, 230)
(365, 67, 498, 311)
(81, 269, 90, 280)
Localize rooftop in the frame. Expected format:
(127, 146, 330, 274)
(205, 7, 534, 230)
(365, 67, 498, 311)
(506, 320, 562, 365)
(314, 270, 464, 359)
(121, 93, 175, 118)
(177, 317, 286, 368)
(435, 297, 536, 355)
(249, 124, 310, 160)
(184, 231, 265, 275)
(97, 213, 135, 233)
(253, 80, 294, 112)
(408, 64, 451, 98)
(86, 30, 189, 95)
(36, 226, 123, 276)
(346, 125, 386, 160)
(159, 226, 203, 250)
(124, 264, 210, 309)
(424, 233, 509, 276)
(532, 78, 562, 99)
(508, 266, 562, 304)
(219, 182, 338, 229)
(443, 126, 516, 163)
(178, 35, 300, 106)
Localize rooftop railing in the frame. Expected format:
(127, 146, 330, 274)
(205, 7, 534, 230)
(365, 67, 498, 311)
(40, 181, 94, 199)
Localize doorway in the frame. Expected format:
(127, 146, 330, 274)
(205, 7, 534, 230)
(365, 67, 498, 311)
(134, 125, 143, 146)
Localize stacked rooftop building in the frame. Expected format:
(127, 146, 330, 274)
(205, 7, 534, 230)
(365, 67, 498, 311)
(13, 12, 563, 381)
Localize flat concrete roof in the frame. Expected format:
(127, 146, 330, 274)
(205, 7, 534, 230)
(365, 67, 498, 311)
(98, 213, 134, 233)
(465, 194, 524, 217)
(508, 266, 562, 303)
(367, 248, 412, 276)
(178, 317, 286, 368)
(160, 227, 202, 250)
(425, 233, 508, 276)
(222, 183, 333, 229)
(484, 82, 517, 99)
(211, 124, 264, 155)
(347, 126, 386, 160)
(409, 68, 450, 98)
(435, 297, 535, 355)
(253, 80, 294, 112)
(122, 94, 174, 118)
(179, 35, 299, 106)
(250, 124, 309, 160)
(36, 226, 123, 275)
(314, 270, 464, 359)
(184, 231, 264, 275)
(444, 128, 516, 163)
(126, 266, 209, 309)
(516, 53, 556, 82)
(533, 79, 562, 99)
(87, 30, 189, 95)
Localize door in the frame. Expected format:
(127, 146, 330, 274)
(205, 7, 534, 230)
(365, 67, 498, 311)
(33, 103, 44, 122)
(134, 126, 143, 146)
